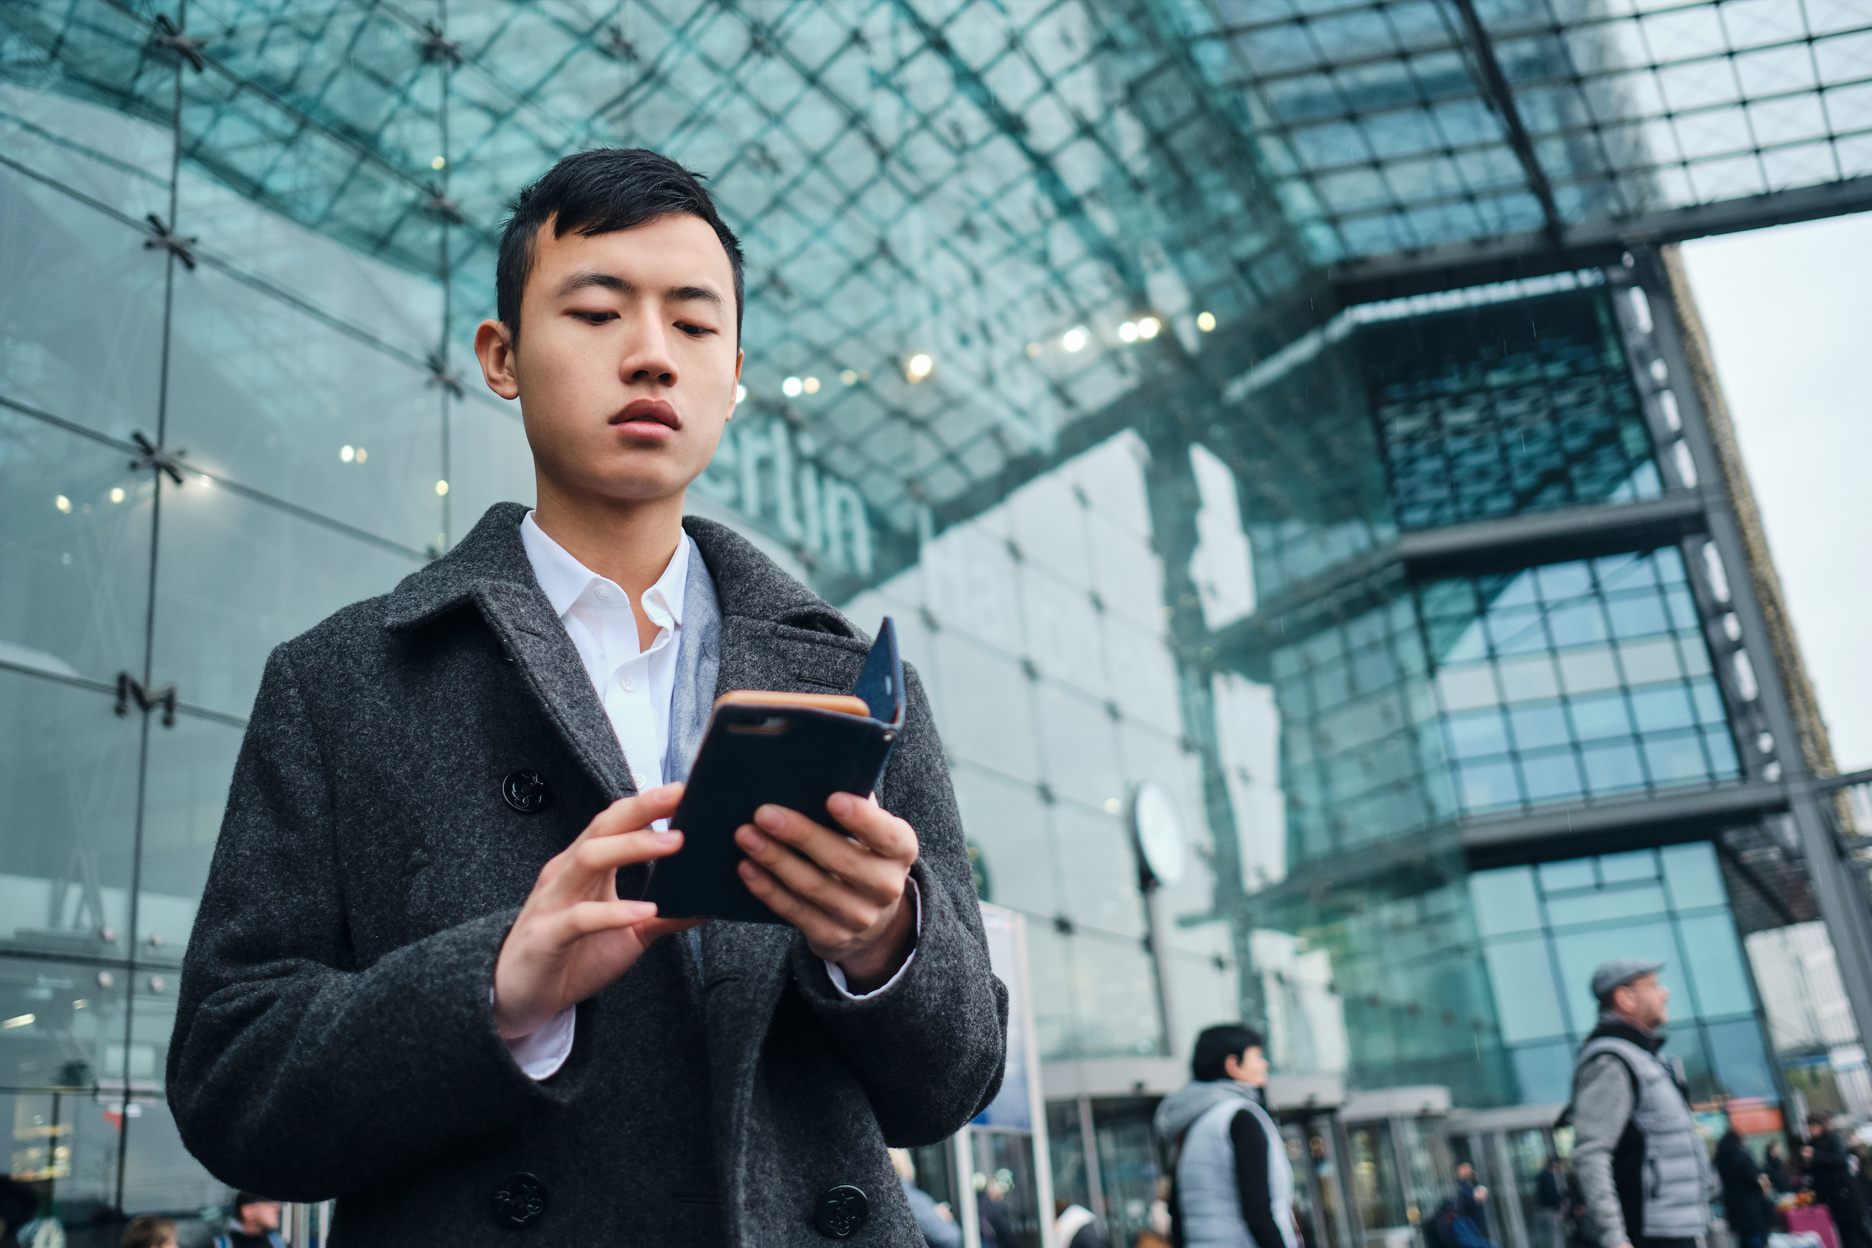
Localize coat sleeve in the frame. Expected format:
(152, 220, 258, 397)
(1571, 1054, 1636, 1248)
(166, 646, 590, 1200)
(784, 663, 1009, 1146)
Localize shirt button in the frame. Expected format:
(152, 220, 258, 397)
(620, 675, 635, 692)
(594, 585, 610, 601)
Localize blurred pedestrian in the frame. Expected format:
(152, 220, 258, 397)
(122, 1216, 177, 1248)
(1715, 1128, 1773, 1248)
(1805, 1114, 1872, 1248)
(0, 1178, 37, 1248)
(1765, 1140, 1793, 1195)
(1568, 958, 1715, 1248)
(1454, 1162, 1491, 1239)
(1154, 1023, 1297, 1248)
(1535, 1157, 1568, 1248)
(978, 1175, 1017, 1248)
(891, 1149, 960, 1248)
(1054, 1199, 1108, 1248)
(213, 1193, 283, 1248)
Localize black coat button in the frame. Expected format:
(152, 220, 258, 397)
(491, 1172, 547, 1228)
(813, 1185, 868, 1238)
(502, 770, 552, 813)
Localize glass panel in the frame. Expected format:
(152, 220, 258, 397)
(1483, 937, 1567, 1044)
(137, 711, 245, 959)
(1510, 1042, 1576, 1105)
(1470, 866, 1541, 938)
(951, 768, 1058, 920)
(0, 672, 142, 957)
(1051, 803, 1146, 940)
(0, 161, 167, 441)
(1552, 922, 1676, 1034)
(1677, 914, 1756, 1019)
(164, 261, 444, 552)
(152, 485, 424, 719)
(1705, 1018, 1777, 1101)
(1068, 931, 1162, 1057)
(1661, 841, 1727, 910)
(0, 410, 152, 684)
(1092, 1096, 1164, 1248)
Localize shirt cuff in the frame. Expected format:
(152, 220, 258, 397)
(822, 877, 922, 1000)
(493, 991, 576, 1082)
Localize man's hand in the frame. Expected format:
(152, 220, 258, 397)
(492, 784, 700, 1039)
(732, 791, 918, 993)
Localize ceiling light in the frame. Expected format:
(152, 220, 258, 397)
(2, 1014, 32, 1029)
(55, 495, 71, 513)
(355, 448, 367, 462)
(431, 156, 446, 170)
(109, 487, 125, 503)
(906, 353, 934, 382)
(803, 376, 820, 394)
(1062, 327, 1088, 353)
(1138, 316, 1161, 339)
(1197, 311, 1216, 332)
(435, 480, 449, 496)
(782, 376, 803, 397)
(1118, 322, 1138, 343)
(841, 369, 858, 385)
(341, 445, 355, 462)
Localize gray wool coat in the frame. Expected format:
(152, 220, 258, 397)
(167, 502, 1008, 1246)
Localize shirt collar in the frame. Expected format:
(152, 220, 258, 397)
(519, 511, 691, 627)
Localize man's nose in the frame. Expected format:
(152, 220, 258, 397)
(620, 316, 678, 386)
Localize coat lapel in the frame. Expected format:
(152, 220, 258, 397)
(383, 503, 632, 802)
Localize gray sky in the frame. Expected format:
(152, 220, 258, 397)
(1681, 215, 1872, 773)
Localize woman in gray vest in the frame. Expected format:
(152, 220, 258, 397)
(1154, 1024, 1298, 1248)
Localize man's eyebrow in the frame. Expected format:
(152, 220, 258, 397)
(666, 284, 723, 307)
(555, 270, 632, 298)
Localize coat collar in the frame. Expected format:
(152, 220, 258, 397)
(382, 502, 855, 637)
(381, 503, 869, 803)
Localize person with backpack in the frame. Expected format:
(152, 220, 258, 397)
(1569, 958, 1716, 1248)
(1153, 1024, 1296, 1248)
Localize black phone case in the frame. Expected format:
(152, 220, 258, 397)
(645, 618, 904, 923)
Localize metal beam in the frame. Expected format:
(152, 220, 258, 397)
(1460, 781, 1790, 865)
(1396, 490, 1709, 576)
(1210, 494, 1711, 672)
(1448, 0, 1563, 246)
(1331, 175, 1872, 305)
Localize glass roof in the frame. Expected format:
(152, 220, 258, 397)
(4, 0, 1867, 563)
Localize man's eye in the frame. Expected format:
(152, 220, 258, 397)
(676, 322, 714, 337)
(572, 311, 617, 324)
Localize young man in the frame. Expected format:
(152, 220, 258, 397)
(167, 148, 1007, 1246)
(1153, 1024, 1296, 1248)
(1569, 959, 1714, 1248)
(213, 1194, 284, 1248)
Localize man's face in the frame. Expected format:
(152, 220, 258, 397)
(1613, 972, 1670, 1029)
(242, 1201, 281, 1231)
(477, 212, 742, 507)
(1225, 1044, 1269, 1088)
(1456, 1163, 1475, 1182)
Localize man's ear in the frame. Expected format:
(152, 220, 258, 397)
(475, 318, 520, 400)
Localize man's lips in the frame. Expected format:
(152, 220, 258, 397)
(610, 398, 681, 431)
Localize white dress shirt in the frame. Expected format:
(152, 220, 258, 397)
(503, 514, 917, 1080)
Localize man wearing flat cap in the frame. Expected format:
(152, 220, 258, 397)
(1570, 958, 1716, 1248)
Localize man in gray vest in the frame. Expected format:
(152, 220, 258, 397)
(1153, 1024, 1296, 1248)
(1571, 958, 1716, 1248)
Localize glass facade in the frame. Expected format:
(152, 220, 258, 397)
(3, 0, 1867, 1240)
(1472, 844, 1775, 1107)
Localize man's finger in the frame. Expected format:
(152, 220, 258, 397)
(739, 860, 853, 948)
(576, 783, 685, 843)
(569, 827, 684, 876)
(559, 898, 659, 938)
(743, 807, 897, 900)
(735, 825, 880, 928)
(823, 792, 918, 862)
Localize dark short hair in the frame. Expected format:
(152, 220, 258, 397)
(495, 147, 745, 344)
(1192, 1023, 1265, 1082)
(232, 1191, 275, 1211)
(122, 1215, 179, 1248)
